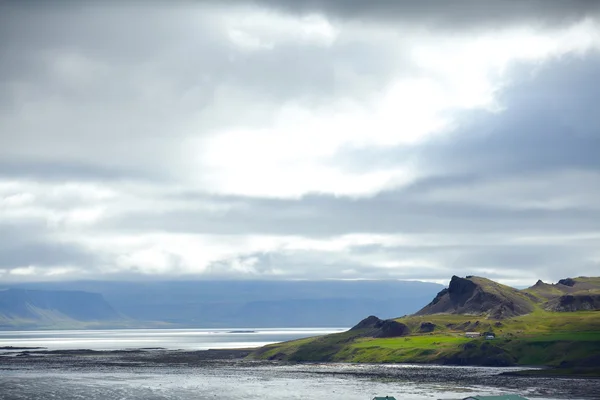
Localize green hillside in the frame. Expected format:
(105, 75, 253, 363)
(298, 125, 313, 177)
(250, 276, 600, 373)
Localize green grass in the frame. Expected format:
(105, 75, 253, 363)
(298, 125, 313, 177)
(396, 310, 600, 335)
(250, 310, 600, 366)
(519, 332, 600, 342)
(353, 335, 470, 349)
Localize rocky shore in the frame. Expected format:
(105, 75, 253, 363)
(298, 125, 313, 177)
(0, 348, 599, 398)
(0, 348, 254, 369)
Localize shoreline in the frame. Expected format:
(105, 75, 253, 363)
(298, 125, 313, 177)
(2, 347, 598, 379)
(1, 348, 599, 399)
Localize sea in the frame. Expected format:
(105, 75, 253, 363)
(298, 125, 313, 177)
(0, 328, 597, 400)
(0, 327, 344, 351)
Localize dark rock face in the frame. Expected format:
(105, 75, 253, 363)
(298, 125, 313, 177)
(545, 294, 600, 312)
(429, 288, 449, 305)
(415, 275, 535, 319)
(447, 276, 477, 306)
(419, 322, 436, 333)
(351, 315, 410, 338)
(558, 278, 576, 287)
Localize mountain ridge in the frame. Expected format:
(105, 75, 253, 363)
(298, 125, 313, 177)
(2, 280, 445, 329)
(0, 288, 126, 329)
(416, 275, 600, 318)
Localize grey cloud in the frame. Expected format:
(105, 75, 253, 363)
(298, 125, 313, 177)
(0, 160, 159, 183)
(0, 223, 97, 269)
(0, 2, 398, 108)
(419, 56, 600, 178)
(0, 2, 401, 183)
(88, 52, 600, 281)
(239, 0, 599, 29)
(202, 244, 593, 283)
(99, 191, 600, 237)
(332, 55, 600, 179)
(1, 2, 599, 282)
(348, 242, 598, 283)
(204, 249, 437, 280)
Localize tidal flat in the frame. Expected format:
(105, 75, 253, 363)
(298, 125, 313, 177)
(0, 349, 598, 400)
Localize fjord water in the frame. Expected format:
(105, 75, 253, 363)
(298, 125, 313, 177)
(1, 328, 597, 400)
(0, 327, 346, 350)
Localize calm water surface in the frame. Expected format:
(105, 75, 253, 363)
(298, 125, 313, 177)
(0, 327, 345, 350)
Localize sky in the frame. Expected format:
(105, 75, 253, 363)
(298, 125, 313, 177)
(1, 1, 599, 286)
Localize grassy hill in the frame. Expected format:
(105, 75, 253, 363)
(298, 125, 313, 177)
(250, 276, 600, 372)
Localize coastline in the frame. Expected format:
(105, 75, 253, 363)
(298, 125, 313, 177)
(1, 348, 600, 399)
(2, 347, 598, 379)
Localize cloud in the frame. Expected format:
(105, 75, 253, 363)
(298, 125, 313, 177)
(0, 2, 599, 285)
(238, 0, 600, 30)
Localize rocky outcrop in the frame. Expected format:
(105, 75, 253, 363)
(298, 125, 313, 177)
(526, 276, 600, 311)
(558, 278, 576, 287)
(418, 275, 600, 319)
(544, 294, 600, 312)
(415, 276, 535, 319)
(351, 315, 410, 338)
(419, 322, 436, 333)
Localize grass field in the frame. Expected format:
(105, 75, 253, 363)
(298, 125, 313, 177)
(352, 335, 470, 349)
(251, 310, 600, 369)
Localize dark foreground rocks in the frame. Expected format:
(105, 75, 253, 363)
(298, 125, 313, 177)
(0, 348, 254, 369)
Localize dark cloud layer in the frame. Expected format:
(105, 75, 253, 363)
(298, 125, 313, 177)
(241, 0, 600, 29)
(421, 56, 600, 177)
(0, 224, 96, 269)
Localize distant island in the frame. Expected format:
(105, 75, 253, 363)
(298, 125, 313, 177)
(250, 276, 600, 376)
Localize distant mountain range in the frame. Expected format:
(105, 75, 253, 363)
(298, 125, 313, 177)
(1, 280, 444, 329)
(0, 288, 125, 329)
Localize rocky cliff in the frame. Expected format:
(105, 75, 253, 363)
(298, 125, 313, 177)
(415, 275, 535, 319)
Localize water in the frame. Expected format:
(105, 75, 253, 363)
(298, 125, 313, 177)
(0, 363, 592, 400)
(0, 328, 597, 400)
(0, 327, 345, 350)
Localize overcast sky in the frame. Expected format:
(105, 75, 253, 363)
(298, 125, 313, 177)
(1, 1, 599, 286)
